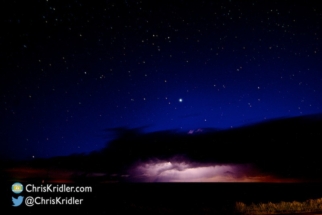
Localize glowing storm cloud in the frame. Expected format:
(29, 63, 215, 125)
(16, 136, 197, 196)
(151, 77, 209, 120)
(128, 159, 261, 182)
(127, 158, 302, 182)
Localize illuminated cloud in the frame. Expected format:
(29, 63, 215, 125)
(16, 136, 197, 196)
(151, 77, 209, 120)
(126, 157, 305, 183)
(128, 158, 261, 182)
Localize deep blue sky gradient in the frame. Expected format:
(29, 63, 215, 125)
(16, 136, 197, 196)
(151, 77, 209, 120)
(1, 0, 322, 159)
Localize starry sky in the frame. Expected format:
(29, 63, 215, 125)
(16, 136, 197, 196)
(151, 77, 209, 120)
(1, 0, 322, 160)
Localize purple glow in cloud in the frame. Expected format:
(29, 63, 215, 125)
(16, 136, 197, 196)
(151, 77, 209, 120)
(127, 158, 264, 182)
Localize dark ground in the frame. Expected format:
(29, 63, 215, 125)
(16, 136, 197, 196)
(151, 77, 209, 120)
(2, 181, 322, 214)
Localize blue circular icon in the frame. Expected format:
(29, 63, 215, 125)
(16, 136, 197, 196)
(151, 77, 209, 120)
(12, 183, 23, 194)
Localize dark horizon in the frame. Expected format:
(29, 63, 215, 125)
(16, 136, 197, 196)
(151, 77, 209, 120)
(2, 112, 322, 161)
(2, 114, 322, 183)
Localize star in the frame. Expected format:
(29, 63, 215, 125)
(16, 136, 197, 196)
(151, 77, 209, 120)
(179, 98, 183, 102)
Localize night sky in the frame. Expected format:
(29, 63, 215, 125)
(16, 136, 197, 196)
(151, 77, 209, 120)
(1, 0, 322, 160)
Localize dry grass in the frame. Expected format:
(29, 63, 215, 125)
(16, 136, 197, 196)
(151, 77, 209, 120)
(235, 198, 322, 214)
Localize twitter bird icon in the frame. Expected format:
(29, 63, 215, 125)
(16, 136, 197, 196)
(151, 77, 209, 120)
(12, 196, 24, 207)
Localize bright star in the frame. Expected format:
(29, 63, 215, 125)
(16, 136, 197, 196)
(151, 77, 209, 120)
(179, 98, 183, 102)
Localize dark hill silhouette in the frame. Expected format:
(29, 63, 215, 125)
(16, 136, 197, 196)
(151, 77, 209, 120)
(6, 114, 322, 181)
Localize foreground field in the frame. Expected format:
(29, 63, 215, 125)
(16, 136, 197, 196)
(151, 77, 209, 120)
(236, 198, 322, 215)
